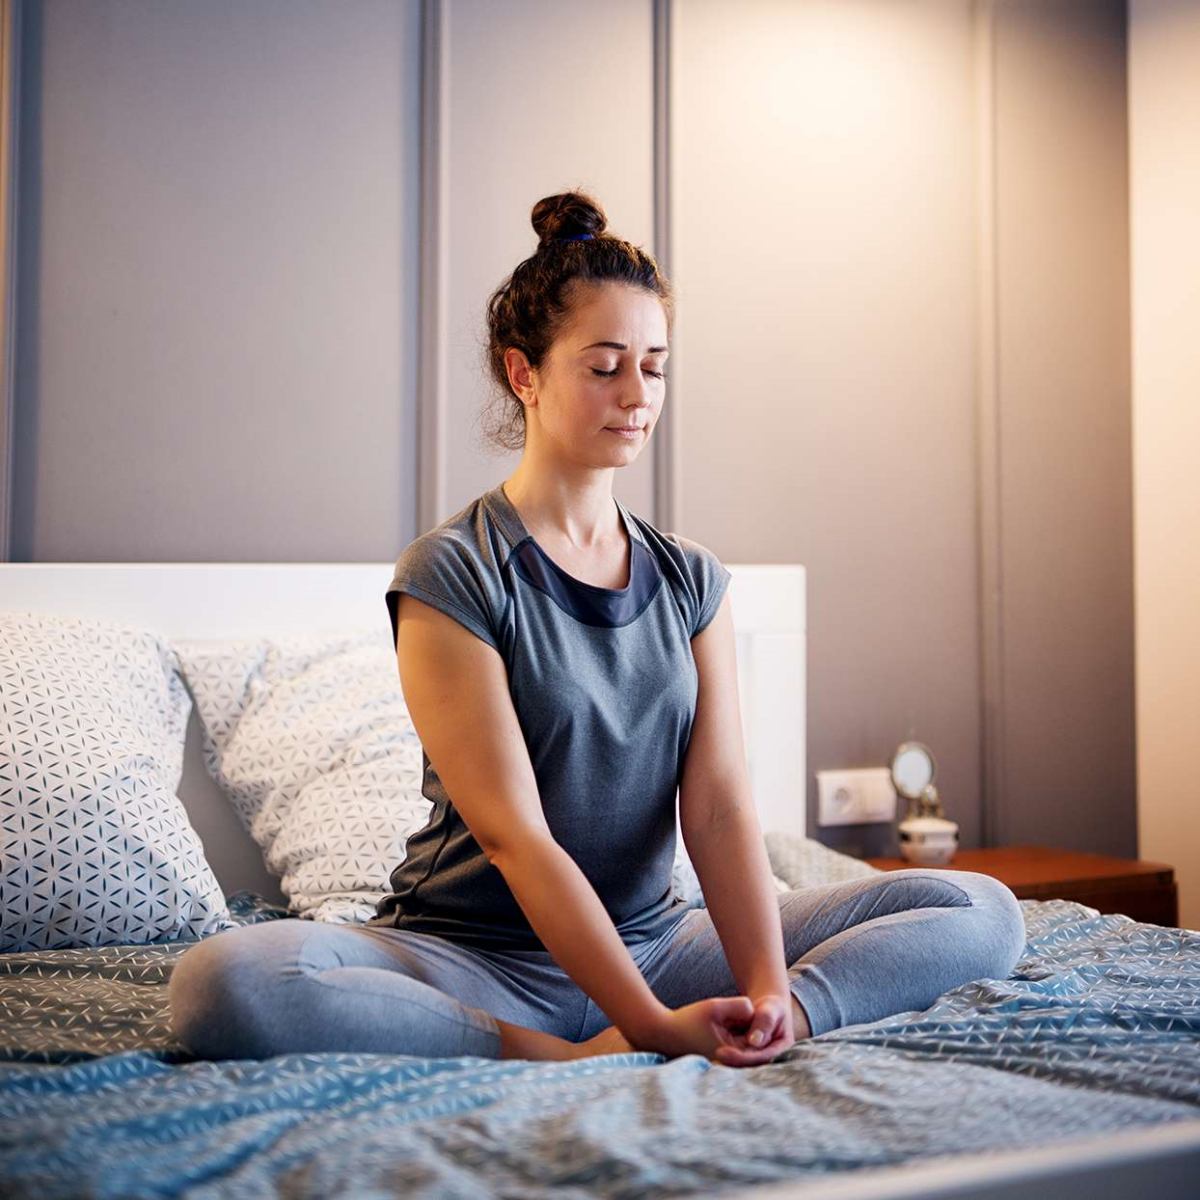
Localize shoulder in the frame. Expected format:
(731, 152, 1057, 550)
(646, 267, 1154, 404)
(624, 510, 733, 639)
(386, 494, 510, 652)
(396, 523, 477, 577)
(398, 494, 494, 562)
(393, 490, 517, 580)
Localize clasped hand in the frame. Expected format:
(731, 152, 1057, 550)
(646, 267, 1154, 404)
(581, 993, 794, 1067)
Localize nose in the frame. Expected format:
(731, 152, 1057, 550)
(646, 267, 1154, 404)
(621, 374, 656, 412)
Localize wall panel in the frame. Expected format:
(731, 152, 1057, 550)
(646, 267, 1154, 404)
(672, 0, 983, 854)
(10, 0, 420, 562)
(438, 0, 658, 522)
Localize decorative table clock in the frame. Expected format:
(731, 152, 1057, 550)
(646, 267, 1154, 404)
(891, 740, 959, 866)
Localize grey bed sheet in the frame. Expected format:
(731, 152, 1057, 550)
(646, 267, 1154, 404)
(0, 892, 1198, 1199)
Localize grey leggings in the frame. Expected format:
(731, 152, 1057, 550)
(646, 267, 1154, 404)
(168, 869, 1027, 1061)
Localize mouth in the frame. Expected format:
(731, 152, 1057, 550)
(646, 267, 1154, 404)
(605, 426, 645, 436)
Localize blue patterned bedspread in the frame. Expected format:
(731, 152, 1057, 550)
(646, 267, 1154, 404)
(1, 893, 1198, 1198)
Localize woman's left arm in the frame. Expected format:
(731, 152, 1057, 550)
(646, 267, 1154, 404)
(679, 591, 794, 1064)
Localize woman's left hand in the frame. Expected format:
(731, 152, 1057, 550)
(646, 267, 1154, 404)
(711, 992, 794, 1067)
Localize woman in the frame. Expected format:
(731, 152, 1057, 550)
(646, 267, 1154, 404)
(169, 191, 1026, 1068)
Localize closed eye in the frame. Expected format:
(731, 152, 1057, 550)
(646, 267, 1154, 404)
(592, 367, 667, 380)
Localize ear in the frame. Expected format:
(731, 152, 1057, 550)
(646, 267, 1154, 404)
(504, 346, 538, 408)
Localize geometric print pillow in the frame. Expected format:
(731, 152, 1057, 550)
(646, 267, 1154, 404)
(173, 624, 791, 924)
(0, 611, 234, 951)
(763, 828, 885, 889)
(173, 626, 433, 925)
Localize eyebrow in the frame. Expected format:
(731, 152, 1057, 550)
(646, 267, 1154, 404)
(579, 341, 669, 354)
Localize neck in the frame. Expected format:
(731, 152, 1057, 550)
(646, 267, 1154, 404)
(503, 469, 620, 550)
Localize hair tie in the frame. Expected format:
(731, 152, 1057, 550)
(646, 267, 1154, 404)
(558, 233, 594, 241)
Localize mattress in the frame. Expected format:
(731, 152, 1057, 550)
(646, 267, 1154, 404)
(0, 892, 1197, 1198)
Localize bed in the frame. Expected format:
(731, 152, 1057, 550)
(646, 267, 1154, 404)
(1, 561, 1198, 1199)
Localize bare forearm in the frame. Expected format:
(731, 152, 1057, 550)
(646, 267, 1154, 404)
(682, 805, 791, 999)
(490, 835, 670, 1044)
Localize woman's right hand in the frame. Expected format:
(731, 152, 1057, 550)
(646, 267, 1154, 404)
(627, 996, 768, 1063)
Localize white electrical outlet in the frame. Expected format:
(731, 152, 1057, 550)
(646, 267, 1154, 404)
(816, 768, 897, 826)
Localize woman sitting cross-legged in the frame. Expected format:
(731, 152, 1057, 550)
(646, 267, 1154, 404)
(169, 189, 1027, 1068)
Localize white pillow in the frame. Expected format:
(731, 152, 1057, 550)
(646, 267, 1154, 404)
(0, 612, 233, 951)
(764, 828, 885, 888)
(174, 627, 430, 924)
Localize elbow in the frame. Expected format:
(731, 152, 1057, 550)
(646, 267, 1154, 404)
(485, 826, 557, 877)
(481, 834, 511, 871)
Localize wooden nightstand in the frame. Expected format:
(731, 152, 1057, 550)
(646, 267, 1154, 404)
(864, 845, 1179, 927)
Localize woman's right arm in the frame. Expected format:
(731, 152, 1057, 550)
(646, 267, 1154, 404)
(393, 592, 676, 1049)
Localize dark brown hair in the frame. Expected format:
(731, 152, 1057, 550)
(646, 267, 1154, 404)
(478, 189, 675, 453)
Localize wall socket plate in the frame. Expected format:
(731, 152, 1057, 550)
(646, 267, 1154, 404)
(816, 767, 897, 826)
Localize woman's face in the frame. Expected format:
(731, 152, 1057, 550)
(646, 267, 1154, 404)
(516, 282, 669, 467)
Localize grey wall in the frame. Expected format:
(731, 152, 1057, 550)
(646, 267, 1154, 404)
(674, 0, 985, 856)
(439, 0, 658, 521)
(671, 0, 1134, 858)
(991, 0, 1135, 854)
(10, 0, 421, 561)
(1, 0, 1136, 861)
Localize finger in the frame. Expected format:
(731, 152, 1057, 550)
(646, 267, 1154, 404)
(731, 1024, 786, 1056)
(713, 1035, 790, 1068)
(711, 1022, 737, 1048)
(744, 1013, 780, 1049)
(714, 995, 755, 1023)
(739, 1000, 781, 1046)
(714, 1048, 776, 1068)
(720, 1025, 790, 1060)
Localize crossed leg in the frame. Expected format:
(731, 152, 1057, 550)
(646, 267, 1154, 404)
(167, 916, 585, 1061)
(168, 871, 1026, 1063)
(577, 868, 1027, 1044)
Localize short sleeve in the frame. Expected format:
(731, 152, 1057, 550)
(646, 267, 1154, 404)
(384, 531, 502, 653)
(673, 534, 733, 638)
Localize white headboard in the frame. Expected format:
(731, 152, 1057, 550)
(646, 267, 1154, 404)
(0, 562, 806, 907)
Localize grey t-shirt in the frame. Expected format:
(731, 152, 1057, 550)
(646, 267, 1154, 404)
(366, 481, 732, 951)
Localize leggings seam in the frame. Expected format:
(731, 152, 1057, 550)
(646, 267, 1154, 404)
(576, 996, 595, 1042)
(797, 873, 974, 929)
(297, 930, 497, 1038)
(303, 970, 495, 1035)
(896, 873, 974, 906)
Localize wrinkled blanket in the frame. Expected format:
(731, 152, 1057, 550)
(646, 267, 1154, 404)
(1, 893, 1197, 1199)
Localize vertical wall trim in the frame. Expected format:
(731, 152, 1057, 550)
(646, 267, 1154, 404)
(653, 0, 680, 533)
(0, 0, 19, 562)
(973, 0, 1007, 848)
(416, 0, 449, 537)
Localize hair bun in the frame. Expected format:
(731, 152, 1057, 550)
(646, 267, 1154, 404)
(531, 190, 607, 247)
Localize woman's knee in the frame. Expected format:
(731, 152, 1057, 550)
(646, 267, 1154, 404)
(945, 869, 1028, 978)
(168, 919, 311, 1060)
(875, 868, 1026, 981)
